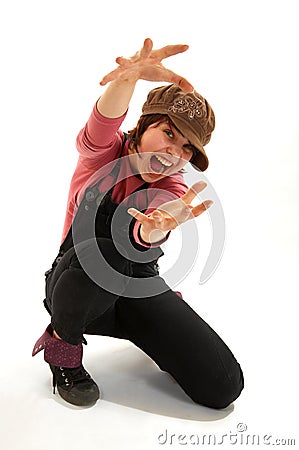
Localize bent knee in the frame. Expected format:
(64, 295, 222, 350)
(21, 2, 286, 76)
(190, 364, 244, 410)
(72, 238, 130, 272)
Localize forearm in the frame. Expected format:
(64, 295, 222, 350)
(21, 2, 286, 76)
(97, 79, 138, 118)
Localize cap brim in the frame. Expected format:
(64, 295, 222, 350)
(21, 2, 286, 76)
(190, 150, 209, 172)
(167, 114, 209, 172)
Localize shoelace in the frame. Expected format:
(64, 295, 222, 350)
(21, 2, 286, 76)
(52, 365, 91, 393)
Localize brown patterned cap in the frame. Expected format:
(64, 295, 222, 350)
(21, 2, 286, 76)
(141, 84, 215, 171)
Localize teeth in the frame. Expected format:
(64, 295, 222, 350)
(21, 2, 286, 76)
(155, 155, 173, 167)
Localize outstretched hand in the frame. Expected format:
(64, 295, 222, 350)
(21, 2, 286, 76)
(100, 38, 194, 92)
(128, 181, 213, 243)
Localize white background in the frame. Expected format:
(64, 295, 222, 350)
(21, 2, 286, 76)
(0, 0, 298, 449)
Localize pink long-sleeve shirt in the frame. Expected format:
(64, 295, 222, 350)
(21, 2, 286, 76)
(61, 103, 188, 247)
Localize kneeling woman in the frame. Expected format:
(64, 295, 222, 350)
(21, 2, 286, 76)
(33, 38, 244, 409)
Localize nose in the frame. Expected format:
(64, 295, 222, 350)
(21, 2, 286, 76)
(165, 144, 182, 158)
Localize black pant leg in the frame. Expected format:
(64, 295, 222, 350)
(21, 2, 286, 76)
(115, 289, 244, 409)
(44, 239, 131, 344)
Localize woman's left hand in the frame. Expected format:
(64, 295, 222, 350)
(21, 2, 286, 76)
(128, 181, 213, 243)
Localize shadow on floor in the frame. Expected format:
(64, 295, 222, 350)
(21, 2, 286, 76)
(84, 338, 234, 421)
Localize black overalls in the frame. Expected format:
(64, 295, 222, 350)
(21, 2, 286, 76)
(43, 138, 244, 409)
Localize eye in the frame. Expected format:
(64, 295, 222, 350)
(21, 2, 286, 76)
(164, 129, 174, 138)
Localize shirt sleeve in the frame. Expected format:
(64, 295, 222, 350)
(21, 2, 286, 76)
(75, 102, 127, 168)
(60, 103, 128, 243)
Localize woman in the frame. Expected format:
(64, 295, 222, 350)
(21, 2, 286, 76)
(32, 38, 244, 409)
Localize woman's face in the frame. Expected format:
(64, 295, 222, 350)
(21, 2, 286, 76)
(128, 120, 194, 182)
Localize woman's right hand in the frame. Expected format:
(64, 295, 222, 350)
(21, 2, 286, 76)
(99, 38, 194, 92)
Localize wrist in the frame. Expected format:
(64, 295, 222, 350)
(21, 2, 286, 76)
(140, 225, 168, 244)
(97, 78, 137, 118)
(112, 77, 138, 87)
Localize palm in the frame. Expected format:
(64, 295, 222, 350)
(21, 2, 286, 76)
(100, 38, 194, 92)
(128, 181, 213, 234)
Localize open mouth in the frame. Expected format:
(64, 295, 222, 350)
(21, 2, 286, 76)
(149, 155, 173, 174)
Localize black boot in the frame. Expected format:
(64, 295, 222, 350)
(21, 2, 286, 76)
(32, 325, 100, 407)
(49, 364, 99, 407)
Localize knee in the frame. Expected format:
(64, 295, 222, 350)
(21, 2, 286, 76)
(70, 238, 131, 295)
(190, 363, 244, 410)
(72, 238, 130, 272)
